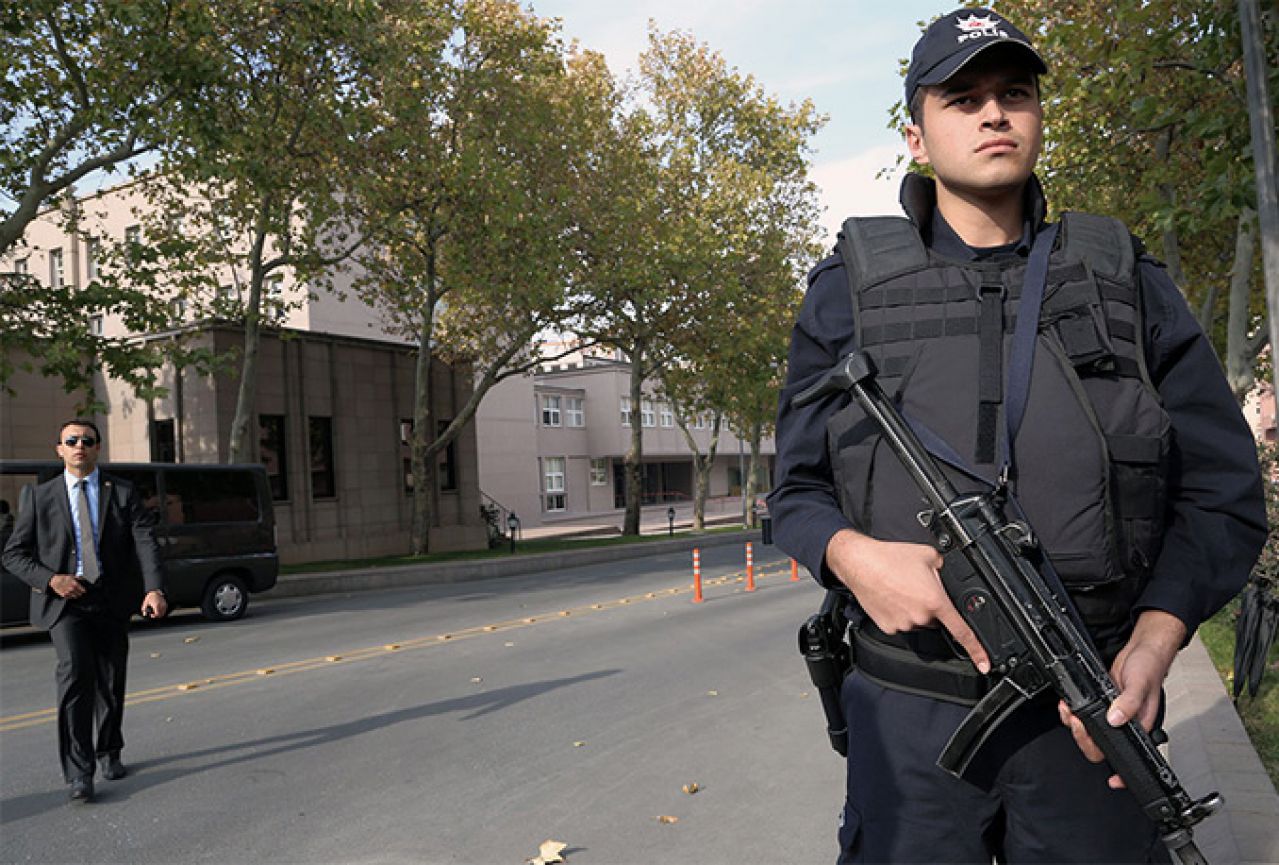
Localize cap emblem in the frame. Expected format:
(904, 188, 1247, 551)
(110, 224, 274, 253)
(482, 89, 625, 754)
(954, 13, 1008, 43)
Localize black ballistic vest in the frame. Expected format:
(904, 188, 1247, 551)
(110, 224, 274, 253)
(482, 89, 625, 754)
(825, 213, 1171, 655)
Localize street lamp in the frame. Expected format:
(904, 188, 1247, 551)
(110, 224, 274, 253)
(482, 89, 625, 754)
(667, 506, 675, 537)
(507, 512, 519, 554)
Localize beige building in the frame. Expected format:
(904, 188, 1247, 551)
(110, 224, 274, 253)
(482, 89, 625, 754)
(1, 181, 487, 563)
(476, 355, 775, 530)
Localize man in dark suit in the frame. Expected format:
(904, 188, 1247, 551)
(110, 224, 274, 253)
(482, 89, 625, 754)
(2, 420, 168, 803)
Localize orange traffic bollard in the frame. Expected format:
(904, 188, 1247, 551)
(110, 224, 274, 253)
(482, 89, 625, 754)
(790, 558, 800, 582)
(692, 548, 704, 603)
(745, 541, 755, 592)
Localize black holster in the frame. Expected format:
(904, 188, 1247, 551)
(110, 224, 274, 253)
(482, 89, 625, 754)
(798, 590, 852, 756)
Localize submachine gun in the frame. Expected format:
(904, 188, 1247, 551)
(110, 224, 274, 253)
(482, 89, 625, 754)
(793, 350, 1221, 865)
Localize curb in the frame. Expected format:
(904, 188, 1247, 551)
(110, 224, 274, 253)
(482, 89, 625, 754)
(268, 529, 764, 600)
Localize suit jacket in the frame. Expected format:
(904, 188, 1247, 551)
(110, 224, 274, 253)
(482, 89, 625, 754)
(1, 472, 165, 629)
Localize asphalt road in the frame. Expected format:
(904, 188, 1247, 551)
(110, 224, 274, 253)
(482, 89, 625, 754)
(0, 544, 843, 865)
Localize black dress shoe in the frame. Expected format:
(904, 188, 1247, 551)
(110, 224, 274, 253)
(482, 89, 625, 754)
(68, 777, 94, 803)
(99, 754, 127, 781)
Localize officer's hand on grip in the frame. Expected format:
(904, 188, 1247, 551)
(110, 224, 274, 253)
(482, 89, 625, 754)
(825, 528, 992, 674)
(1058, 609, 1186, 789)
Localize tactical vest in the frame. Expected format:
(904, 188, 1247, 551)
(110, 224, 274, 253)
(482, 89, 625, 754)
(825, 213, 1171, 655)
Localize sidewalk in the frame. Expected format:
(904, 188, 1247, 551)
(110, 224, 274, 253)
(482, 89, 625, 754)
(517, 496, 750, 541)
(1166, 638, 1279, 864)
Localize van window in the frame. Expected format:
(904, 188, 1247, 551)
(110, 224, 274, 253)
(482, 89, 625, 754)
(163, 470, 261, 524)
(111, 469, 161, 521)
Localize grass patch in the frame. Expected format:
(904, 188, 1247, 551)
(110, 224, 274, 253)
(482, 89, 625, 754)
(1197, 601, 1279, 789)
(279, 524, 750, 576)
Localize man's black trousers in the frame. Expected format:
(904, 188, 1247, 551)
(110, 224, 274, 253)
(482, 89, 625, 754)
(48, 606, 129, 783)
(836, 669, 1171, 864)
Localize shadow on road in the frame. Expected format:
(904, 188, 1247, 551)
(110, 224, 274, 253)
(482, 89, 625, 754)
(1, 669, 621, 823)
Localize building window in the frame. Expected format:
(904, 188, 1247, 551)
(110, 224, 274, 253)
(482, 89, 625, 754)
(590, 458, 608, 486)
(219, 283, 236, 300)
(308, 416, 336, 499)
(258, 414, 288, 501)
(437, 419, 458, 492)
(14, 257, 28, 274)
(620, 397, 632, 427)
(150, 418, 176, 463)
(169, 297, 187, 319)
(265, 274, 283, 301)
(125, 224, 140, 245)
(84, 237, 99, 281)
(541, 394, 561, 427)
(543, 457, 566, 511)
(566, 397, 585, 427)
(641, 399, 655, 428)
(660, 404, 674, 427)
(89, 315, 104, 336)
(49, 248, 64, 288)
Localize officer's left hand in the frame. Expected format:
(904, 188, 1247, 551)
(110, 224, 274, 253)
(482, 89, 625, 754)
(141, 590, 169, 619)
(1057, 609, 1186, 789)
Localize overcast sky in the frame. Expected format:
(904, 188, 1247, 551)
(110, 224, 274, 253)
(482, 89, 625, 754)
(528, 0, 957, 247)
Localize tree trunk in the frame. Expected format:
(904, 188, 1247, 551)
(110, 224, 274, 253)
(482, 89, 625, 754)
(675, 409, 720, 532)
(744, 421, 763, 528)
(227, 210, 273, 464)
(1239, 0, 1279, 410)
(623, 346, 645, 536)
(1155, 127, 1187, 291)
(1226, 207, 1258, 397)
(410, 264, 439, 555)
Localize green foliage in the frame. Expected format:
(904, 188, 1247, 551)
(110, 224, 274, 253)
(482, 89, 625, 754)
(0, 0, 223, 254)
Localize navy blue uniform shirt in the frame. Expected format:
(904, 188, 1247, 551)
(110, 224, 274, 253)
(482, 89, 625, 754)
(767, 181, 1268, 637)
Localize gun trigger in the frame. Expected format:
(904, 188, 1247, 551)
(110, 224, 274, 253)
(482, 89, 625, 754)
(917, 509, 934, 529)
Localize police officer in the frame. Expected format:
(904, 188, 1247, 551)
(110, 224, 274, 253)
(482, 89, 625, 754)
(768, 9, 1267, 863)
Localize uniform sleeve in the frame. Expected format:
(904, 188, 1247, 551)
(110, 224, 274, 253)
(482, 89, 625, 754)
(1134, 258, 1268, 635)
(766, 258, 859, 587)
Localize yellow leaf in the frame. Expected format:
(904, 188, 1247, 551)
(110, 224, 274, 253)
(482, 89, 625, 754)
(656, 815, 679, 824)
(527, 839, 568, 864)
(183, 636, 199, 644)
(682, 782, 699, 795)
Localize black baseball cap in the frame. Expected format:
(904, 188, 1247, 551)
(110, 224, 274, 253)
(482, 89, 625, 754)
(905, 8, 1047, 108)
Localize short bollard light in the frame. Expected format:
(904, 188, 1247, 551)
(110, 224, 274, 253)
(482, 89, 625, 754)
(507, 512, 519, 554)
(667, 507, 676, 536)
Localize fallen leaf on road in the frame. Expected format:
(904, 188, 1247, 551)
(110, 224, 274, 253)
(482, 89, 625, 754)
(178, 683, 197, 691)
(656, 815, 679, 824)
(573, 741, 586, 747)
(183, 636, 199, 644)
(505, 642, 516, 647)
(326, 656, 342, 662)
(682, 783, 699, 795)
(384, 644, 401, 651)
(257, 668, 275, 676)
(707, 690, 718, 697)
(471, 677, 483, 683)
(149, 653, 162, 659)
(527, 839, 568, 864)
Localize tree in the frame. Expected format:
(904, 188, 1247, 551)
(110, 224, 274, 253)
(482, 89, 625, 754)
(0, 0, 220, 255)
(350, 0, 613, 553)
(991, 0, 1277, 395)
(574, 26, 823, 534)
(127, 0, 386, 463)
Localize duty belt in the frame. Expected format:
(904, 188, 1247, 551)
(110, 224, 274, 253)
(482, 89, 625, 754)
(851, 622, 989, 706)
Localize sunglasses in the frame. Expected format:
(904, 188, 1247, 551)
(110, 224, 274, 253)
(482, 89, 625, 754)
(62, 436, 98, 448)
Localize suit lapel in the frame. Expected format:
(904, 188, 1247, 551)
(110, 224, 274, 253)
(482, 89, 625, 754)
(49, 475, 75, 544)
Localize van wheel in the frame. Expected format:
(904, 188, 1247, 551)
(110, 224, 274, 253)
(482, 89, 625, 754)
(201, 574, 248, 622)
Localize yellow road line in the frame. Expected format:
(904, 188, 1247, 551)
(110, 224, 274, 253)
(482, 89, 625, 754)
(0, 563, 793, 733)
